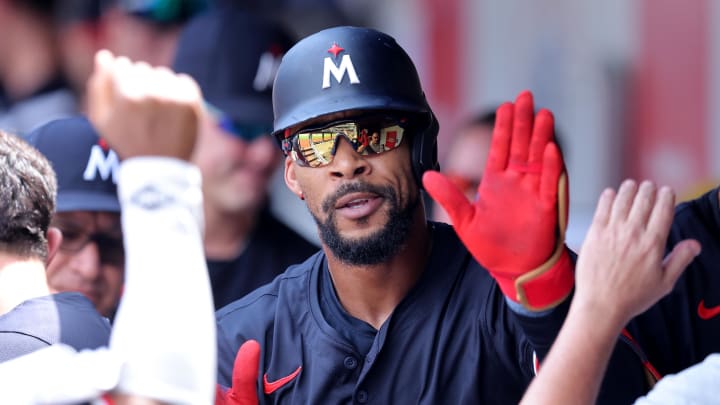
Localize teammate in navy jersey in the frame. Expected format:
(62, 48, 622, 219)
(521, 180, 701, 405)
(624, 186, 720, 378)
(215, 26, 651, 404)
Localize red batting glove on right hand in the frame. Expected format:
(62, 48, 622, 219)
(216, 340, 261, 405)
(424, 90, 573, 311)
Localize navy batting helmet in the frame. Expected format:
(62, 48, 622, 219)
(271, 26, 439, 186)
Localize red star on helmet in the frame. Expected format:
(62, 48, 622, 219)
(98, 138, 110, 151)
(327, 43, 344, 58)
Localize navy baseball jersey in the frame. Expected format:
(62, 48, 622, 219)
(207, 208, 319, 310)
(0, 292, 111, 362)
(627, 186, 720, 376)
(217, 222, 649, 404)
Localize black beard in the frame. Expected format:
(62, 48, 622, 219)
(312, 182, 419, 266)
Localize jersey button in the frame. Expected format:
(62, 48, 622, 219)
(356, 389, 369, 403)
(344, 356, 358, 369)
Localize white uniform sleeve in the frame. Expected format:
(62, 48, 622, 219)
(0, 344, 120, 404)
(633, 353, 720, 405)
(111, 157, 215, 404)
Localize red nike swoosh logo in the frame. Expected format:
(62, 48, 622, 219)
(698, 300, 720, 320)
(263, 366, 302, 394)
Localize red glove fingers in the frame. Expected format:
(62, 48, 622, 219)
(216, 340, 261, 405)
(424, 90, 573, 311)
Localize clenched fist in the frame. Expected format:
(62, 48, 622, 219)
(87, 49, 204, 161)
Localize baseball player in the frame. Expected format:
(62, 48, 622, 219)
(214, 26, 650, 404)
(0, 0, 77, 135)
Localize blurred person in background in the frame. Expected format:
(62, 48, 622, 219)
(0, 0, 77, 135)
(173, 7, 318, 310)
(431, 110, 495, 224)
(102, 0, 208, 67)
(27, 116, 125, 320)
(54, 0, 108, 112)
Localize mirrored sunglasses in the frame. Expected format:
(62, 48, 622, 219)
(282, 115, 408, 168)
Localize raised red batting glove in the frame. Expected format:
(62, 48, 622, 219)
(423, 90, 573, 311)
(216, 340, 261, 405)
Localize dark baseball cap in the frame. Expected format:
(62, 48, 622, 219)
(172, 8, 295, 137)
(25, 116, 120, 213)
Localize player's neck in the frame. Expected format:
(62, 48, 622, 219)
(0, 256, 51, 315)
(325, 213, 431, 330)
(203, 205, 259, 261)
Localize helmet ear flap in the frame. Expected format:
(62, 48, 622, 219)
(410, 113, 440, 189)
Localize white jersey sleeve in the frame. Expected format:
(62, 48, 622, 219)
(0, 344, 120, 404)
(112, 157, 215, 404)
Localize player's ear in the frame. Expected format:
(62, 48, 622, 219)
(284, 156, 304, 200)
(46, 227, 62, 265)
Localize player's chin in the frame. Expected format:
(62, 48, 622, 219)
(335, 210, 390, 238)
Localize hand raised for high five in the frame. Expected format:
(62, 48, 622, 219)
(520, 181, 700, 405)
(574, 180, 700, 327)
(423, 90, 573, 310)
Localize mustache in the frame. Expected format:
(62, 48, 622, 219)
(321, 182, 395, 214)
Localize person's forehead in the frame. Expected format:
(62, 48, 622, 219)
(290, 110, 366, 132)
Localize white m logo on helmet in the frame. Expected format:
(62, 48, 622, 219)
(322, 54, 360, 89)
(83, 145, 119, 183)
